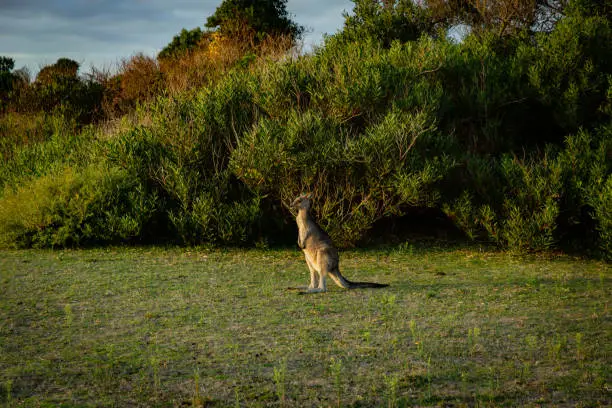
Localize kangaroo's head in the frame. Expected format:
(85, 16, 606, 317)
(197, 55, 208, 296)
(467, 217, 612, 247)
(291, 193, 312, 212)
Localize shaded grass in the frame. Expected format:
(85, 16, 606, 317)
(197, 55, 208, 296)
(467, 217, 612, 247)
(0, 246, 610, 406)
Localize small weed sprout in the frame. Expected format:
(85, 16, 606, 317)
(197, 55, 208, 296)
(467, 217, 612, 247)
(193, 368, 202, 407)
(64, 304, 73, 327)
(396, 242, 414, 256)
(5, 379, 12, 405)
(425, 355, 433, 402)
(525, 334, 539, 361)
(548, 340, 561, 363)
(460, 371, 469, 397)
(487, 366, 499, 402)
(329, 357, 343, 408)
(468, 327, 482, 356)
(150, 356, 161, 394)
(234, 388, 241, 408)
(409, 320, 425, 356)
(519, 361, 532, 384)
(547, 334, 566, 365)
(273, 358, 287, 406)
(381, 293, 397, 319)
(384, 373, 400, 408)
(575, 332, 585, 367)
(95, 344, 116, 389)
(391, 335, 400, 354)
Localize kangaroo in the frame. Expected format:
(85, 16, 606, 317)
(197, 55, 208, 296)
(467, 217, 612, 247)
(289, 194, 389, 293)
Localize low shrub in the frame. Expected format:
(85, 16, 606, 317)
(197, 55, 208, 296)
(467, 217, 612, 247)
(445, 126, 612, 256)
(0, 118, 92, 193)
(231, 106, 455, 246)
(489, 154, 562, 251)
(556, 126, 612, 258)
(590, 176, 612, 259)
(104, 82, 265, 245)
(0, 165, 155, 248)
(444, 153, 562, 252)
(0, 112, 76, 161)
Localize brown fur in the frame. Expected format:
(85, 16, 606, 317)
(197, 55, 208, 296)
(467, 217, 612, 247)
(289, 194, 388, 293)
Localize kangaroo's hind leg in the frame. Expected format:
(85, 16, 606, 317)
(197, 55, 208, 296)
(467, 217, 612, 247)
(305, 254, 319, 289)
(287, 251, 320, 291)
(299, 253, 327, 294)
(300, 254, 326, 293)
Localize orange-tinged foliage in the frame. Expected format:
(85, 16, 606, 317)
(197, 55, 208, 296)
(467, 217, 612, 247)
(159, 26, 296, 96)
(99, 53, 164, 117)
(119, 54, 163, 103)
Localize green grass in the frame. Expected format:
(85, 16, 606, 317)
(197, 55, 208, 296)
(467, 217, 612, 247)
(0, 246, 610, 407)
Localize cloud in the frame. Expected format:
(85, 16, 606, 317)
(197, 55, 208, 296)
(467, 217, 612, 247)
(0, 0, 211, 72)
(0, 0, 354, 74)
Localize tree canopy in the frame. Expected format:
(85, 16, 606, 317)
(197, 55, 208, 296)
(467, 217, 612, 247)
(334, 0, 436, 46)
(35, 58, 79, 84)
(425, 0, 568, 35)
(0, 56, 15, 74)
(205, 0, 304, 42)
(158, 27, 207, 59)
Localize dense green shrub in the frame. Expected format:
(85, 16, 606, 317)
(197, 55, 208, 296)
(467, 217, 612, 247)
(445, 127, 612, 255)
(522, 11, 612, 133)
(431, 10, 612, 153)
(487, 154, 562, 251)
(231, 104, 455, 246)
(444, 153, 562, 252)
(0, 165, 154, 248)
(556, 127, 612, 257)
(104, 78, 265, 245)
(436, 32, 535, 152)
(590, 176, 612, 259)
(0, 116, 90, 192)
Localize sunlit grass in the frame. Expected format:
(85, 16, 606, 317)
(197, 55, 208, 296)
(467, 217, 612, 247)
(0, 246, 609, 406)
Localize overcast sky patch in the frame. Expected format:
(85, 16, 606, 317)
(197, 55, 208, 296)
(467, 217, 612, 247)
(0, 0, 354, 75)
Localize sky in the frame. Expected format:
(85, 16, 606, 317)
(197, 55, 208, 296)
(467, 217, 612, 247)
(0, 0, 355, 76)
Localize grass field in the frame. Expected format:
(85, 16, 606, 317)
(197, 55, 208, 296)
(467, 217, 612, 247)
(0, 246, 610, 407)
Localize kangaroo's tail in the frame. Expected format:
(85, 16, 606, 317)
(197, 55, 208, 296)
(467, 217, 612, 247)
(330, 270, 389, 289)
